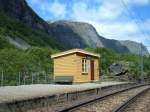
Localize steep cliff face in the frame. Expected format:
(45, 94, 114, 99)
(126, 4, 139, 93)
(0, 0, 63, 50)
(0, 0, 148, 55)
(48, 21, 87, 48)
(99, 37, 130, 53)
(48, 20, 149, 55)
(119, 40, 149, 55)
(48, 21, 104, 48)
(0, 0, 50, 33)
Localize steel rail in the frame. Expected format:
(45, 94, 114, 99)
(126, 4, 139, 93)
(58, 84, 149, 112)
(112, 86, 150, 112)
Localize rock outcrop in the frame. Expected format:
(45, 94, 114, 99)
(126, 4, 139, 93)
(0, 0, 149, 55)
(0, 0, 50, 33)
(48, 20, 149, 55)
(108, 61, 129, 76)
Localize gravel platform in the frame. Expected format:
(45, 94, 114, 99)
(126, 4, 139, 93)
(0, 81, 128, 103)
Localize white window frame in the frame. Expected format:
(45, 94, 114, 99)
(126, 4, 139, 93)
(82, 58, 88, 73)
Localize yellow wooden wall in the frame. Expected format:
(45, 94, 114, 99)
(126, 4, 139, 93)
(94, 58, 100, 82)
(75, 54, 99, 83)
(53, 53, 100, 83)
(53, 53, 76, 78)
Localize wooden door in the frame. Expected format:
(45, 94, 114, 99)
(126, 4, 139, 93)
(90, 60, 94, 80)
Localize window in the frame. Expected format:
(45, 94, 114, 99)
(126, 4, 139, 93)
(82, 58, 88, 73)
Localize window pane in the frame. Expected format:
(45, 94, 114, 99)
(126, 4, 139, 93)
(82, 59, 88, 73)
(82, 59, 84, 72)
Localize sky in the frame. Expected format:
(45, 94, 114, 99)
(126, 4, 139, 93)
(26, 0, 150, 50)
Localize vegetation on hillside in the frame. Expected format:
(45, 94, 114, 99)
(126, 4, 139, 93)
(0, 11, 63, 50)
(0, 11, 149, 85)
(0, 47, 149, 86)
(85, 48, 150, 81)
(0, 35, 15, 49)
(0, 11, 67, 85)
(0, 47, 57, 85)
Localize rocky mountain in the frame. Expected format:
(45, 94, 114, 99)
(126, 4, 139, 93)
(0, 0, 50, 33)
(0, 0, 149, 55)
(48, 20, 149, 55)
(0, 0, 63, 50)
(119, 40, 148, 55)
(48, 20, 105, 48)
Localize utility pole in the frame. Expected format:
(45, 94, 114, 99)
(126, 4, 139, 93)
(140, 43, 144, 83)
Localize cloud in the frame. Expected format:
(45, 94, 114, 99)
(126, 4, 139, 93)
(27, 0, 43, 6)
(27, 0, 67, 18)
(71, 1, 124, 21)
(28, 0, 40, 4)
(89, 21, 148, 42)
(143, 19, 150, 32)
(75, 0, 149, 5)
(126, 0, 149, 5)
(70, 0, 150, 45)
(48, 0, 67, 17)
(27, 0, 150, 47)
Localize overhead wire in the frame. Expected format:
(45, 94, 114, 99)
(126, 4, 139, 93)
(120, 0, 150, 83)
(120, 0, 149, 45)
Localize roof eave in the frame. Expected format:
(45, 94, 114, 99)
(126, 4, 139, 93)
(51, 49, 100, 58)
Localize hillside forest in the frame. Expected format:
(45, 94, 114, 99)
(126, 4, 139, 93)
(0, 45, 150, 86)
(0, 2, 150, 86)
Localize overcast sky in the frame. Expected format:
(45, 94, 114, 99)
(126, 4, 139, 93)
(26, 0, 150, 50)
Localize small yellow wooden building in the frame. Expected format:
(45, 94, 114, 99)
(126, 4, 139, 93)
(51, 49, 100, 83)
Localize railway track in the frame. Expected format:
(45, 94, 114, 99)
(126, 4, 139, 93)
(113, 86, 150, 112)
(58, 84, 150, 112)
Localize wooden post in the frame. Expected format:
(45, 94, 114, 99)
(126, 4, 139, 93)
(45, 72, 47, 84)
(18, 72, 21, 85)
(96, 88, 99, 94)
(67, 93, 69, 101)
(76, 91, 78, 100)
(24, 72, 25, 85)
(37, 73, 39, 84)
(32, 73, 34, 84)
(1, 70, 4, 86)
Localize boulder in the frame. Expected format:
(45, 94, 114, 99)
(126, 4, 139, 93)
(108, 61, 129, 76)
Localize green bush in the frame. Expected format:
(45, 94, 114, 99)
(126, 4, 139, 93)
(85, 47, 150, 81)
(0, 47, 57, 85)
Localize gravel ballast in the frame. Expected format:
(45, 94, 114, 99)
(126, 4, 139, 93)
(73, 85, 150, 112)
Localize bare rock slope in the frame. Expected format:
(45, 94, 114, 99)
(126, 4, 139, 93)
(0, 0, 148, 55)
(48, 20, 149, 55)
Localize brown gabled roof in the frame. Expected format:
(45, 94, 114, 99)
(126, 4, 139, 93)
(51, 49, 100, 58)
